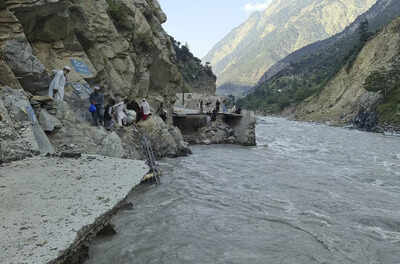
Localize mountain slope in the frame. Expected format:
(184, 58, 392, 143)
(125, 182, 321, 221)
(170, 37, 216, 95)
(295, 15, 400, 130)
(204, 0, 377, 91)
(239, 0, 400, 115)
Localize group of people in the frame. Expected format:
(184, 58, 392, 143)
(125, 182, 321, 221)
(89, 87, 153, 130)
(199, 99, 221, 114)
(199, 99, 241, 120)
(47, 66, 158, 130)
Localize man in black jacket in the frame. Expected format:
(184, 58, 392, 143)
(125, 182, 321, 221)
(89, 86, 104, 126)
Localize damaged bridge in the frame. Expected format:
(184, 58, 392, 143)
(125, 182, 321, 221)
(172, 110, 256, 146)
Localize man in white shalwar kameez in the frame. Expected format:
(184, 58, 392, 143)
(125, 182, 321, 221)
(48, 66, 71, 101)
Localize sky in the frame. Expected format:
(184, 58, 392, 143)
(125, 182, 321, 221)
(158, 1, 272, 59)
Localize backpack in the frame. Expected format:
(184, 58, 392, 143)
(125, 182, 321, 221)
(89, 104, 97, 113)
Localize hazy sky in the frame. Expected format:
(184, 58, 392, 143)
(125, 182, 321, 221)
(158, 1, 272, 59)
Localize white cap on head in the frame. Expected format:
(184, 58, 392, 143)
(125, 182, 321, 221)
(63, 66, 71, 71)
(94, 86, 100, 90)
(142, 98, 146, 102)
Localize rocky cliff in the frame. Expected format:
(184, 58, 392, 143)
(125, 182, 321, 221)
(0, 0, 195, 163)
(171, 37, 216, 95)
(294, 16, 400, 132)
(204, 0, 377, 92)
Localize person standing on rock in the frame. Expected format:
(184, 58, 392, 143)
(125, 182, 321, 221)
(104, 98, 115, 130)
(113, 94, 128, 126)
(127, 100, 142, 123)
(141, 98, 151, 121)
(235, 106, 242, 115)
(48, 66, 71, 101)
(89, 86, 104, 126)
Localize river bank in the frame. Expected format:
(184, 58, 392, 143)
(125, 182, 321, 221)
(254, 108, 400, 136)
(0, 87, 256, 264)
(0, 155, 148, 264)
(84, 116, 400, 264)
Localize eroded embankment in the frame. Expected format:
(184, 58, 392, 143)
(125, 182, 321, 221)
(0, 155, 148, 264)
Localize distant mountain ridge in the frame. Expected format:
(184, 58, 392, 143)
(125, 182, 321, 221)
(239, 0, 400, 114)
(204, 0, 377, 92)
(258, 0, 400, 85)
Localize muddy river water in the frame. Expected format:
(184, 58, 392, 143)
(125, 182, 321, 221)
(86, 117, 400, 264)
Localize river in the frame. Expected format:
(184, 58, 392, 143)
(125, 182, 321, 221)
(86, 117, 400, 264)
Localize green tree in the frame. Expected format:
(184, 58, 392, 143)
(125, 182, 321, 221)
(359, 19, 370, 43)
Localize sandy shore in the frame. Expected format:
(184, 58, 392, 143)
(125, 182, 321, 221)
(0, 155, 148, 264)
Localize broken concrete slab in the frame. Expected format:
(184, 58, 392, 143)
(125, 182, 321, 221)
(0, 155, 148, 264)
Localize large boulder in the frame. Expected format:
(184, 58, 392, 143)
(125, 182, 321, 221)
(98, 131, 125, 158)
(137, 115, 191, 158)
(3, 38, 50, 93)
(233, 110, 256, 146)
(0, 86, 55, 163)
(39, 108, 62, 132)
(168, 126, 192, 156)
(0, 60, 22, 89)
(353, 91, 384, 132)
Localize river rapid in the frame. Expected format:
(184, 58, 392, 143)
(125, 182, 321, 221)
(86, 117, 400, 264)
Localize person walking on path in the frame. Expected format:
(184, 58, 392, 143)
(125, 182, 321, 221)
(222, 100, 227, 113)
(114, 94, 128, 126)
(48, 66, 71, 101)
(141, 98, 151, 121)
(199, 100, 204, 113)
(89, 86, 104, 126)
(156, 102, 167, 122)
(216, 99, 221, 113)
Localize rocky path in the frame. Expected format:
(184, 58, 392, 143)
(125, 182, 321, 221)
(0, 155, 148, 264)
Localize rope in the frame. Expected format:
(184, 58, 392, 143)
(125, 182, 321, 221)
(140, 134, 161, 184)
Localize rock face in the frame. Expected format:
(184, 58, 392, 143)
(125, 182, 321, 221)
(204, 0, 377, 91)
(171, 37, 216, 95)
(0, 86, 55, 163)
(97, 132, 125, 158)
(3, 38, 51, 94)
(38, 109, 62, 132)
(294, 16, 400, 131)
(3, 0, 183, 101)
(0, 0, 208, 162)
